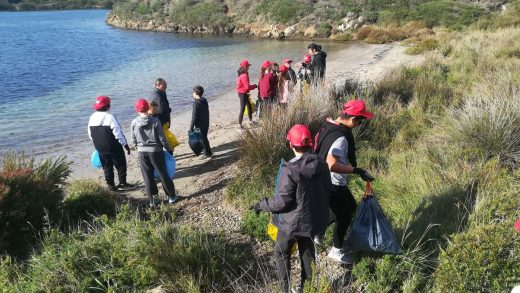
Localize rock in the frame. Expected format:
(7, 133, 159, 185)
(337, 12, 365, 32)
(283, 25, 297, 37)
(146, 285, 167, 293)
(304, 26, 317, 38)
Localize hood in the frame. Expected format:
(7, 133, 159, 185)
(284, 152, 322, 179)
(135, 115, 153, 128)
(317, 51, 327, 59)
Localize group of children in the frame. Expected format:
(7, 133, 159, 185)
(236, 43, 328, 128)
(88, 78, 211, 207)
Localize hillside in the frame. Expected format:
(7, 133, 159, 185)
(105, 0, 506, 39)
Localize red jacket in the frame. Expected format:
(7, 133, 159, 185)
(258, 72, 277, 98)
(236, 73, 257, 94)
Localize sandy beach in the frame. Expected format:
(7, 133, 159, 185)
(67, 42, 420, 201)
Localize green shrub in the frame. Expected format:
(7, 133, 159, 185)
(406, 38, 439, 55)
(64, 180, 117, 223)
(316, 23, 333, 38)
(415, 1, 487, 30)
(169, 0, 230, 28)
(0, 153, 70, 258)
(2, 206, 244, 292)
(241, 210, 270, 241)
(434, 222, 520, 292)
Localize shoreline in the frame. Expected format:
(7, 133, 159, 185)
(65, 42, 420, 182)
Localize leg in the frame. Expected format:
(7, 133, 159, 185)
(274, 229, 296, 293)
(149, 151, 176, 198)
(297, 236, 316, 290)
(257, 99, 263, 119)
(98, 152, 115, 187)
(245, 94, 253, 121)
(200, 127, 212, 156)
(111, 145, 127, 185)
(138, 152, 158, 203)
(330, 185, 350, 249)
(237, 93, 247, 125)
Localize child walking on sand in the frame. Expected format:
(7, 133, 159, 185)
(131, 98, 178, 207)
(236, 59, 257, 129)
(190, 85, 212, 159)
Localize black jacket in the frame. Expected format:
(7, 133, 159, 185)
(310, 51, 327, 81)
(190, 97, 209, 131)
(314, 119, 357, 168)
(150, 89, 171, 126)
(288, 68, 297, 85)
(258, 152, 331, 237)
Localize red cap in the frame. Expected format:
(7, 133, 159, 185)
(287, 124, 313, 147)
(93, 95, 110, 110)
(261, 60, 272, 69)
(342, 100, 374, 119)
(283, 58, 293, 64)
(515, 219, 520, 231)
(279, 65, 288, 73)
(240, 59, 251, 68)
(134, 98, 149, 113)
(303, 54, 312, 64)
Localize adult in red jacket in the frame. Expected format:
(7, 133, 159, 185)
(257, 60, 278, 118)
(236, 59, 257, 129)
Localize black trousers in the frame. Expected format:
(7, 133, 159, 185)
(330, 185, 357, 249)
(275, 229, 315, 293)
(99, 146, 127, 186)
(198, 126, 212, 156)
(237, 93, 252, 125)
(138, 151, 176, 202)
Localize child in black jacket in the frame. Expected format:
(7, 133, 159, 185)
(190, 85, 212, 159)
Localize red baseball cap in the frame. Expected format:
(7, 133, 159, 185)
(261, 60, 272, 69)
(134, 98, 149, 113)
(515, 219, 520, 231)
(287, 124, 313, 147)
(303, 54, 312, 64)
(283, 58, 293, 64)
(240, 59, 251, 67)
(279, 65, 288, 73)
(93, 95, 110, 110)
(342, 100, 374, 119)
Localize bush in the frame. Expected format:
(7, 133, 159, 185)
(63, 180, 117, 224)
(170, 0, 231, 28)
(406, 37, 439, 55)
(1, 206, 245, 292)
(0, 153, 70, 258)
(434, 223, 520, 292)
(415, 1, 487, 30)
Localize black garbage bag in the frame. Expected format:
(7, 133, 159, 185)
(188, 128, 204, 156)
(347, 183, 402, 254)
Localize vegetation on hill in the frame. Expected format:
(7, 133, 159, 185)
(0, 0, 111, 11)
(104, 0, 509, 39)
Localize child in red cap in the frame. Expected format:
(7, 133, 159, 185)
(314, 99, 375, 264)
(236, 59, 257, 129)
(88, 95, 134, 191)
(257, 60, 278, 118)
(251, 124, 331, 293)
(130, 99, 178, 207)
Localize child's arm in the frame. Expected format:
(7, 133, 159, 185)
(189, 101, 197, 131)
(130, 120, 137, 147)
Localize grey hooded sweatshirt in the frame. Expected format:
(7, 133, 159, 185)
(130, 115, 171, 153)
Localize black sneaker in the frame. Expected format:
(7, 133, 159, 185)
(116, 182, 137, 191)
(107, 184, 117, 192)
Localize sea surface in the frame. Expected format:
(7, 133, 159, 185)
(0, 10, 346, 157)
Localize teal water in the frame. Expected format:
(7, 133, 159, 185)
(0, 10, 344, 156)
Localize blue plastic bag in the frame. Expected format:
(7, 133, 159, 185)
(188, 128, 204, 156)
(154, 151, 176, 180)
(347, 183, 402, 254)
(91, 150, 102, 168)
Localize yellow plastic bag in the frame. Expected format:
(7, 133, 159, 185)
(244, 97, 257, 116)
(267, 221, 298, 255)
(163, 124, 180, 150)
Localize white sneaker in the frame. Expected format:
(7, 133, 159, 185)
(327, 247, 354, 265)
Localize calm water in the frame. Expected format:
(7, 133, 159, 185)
(0, 10, 344, 157)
